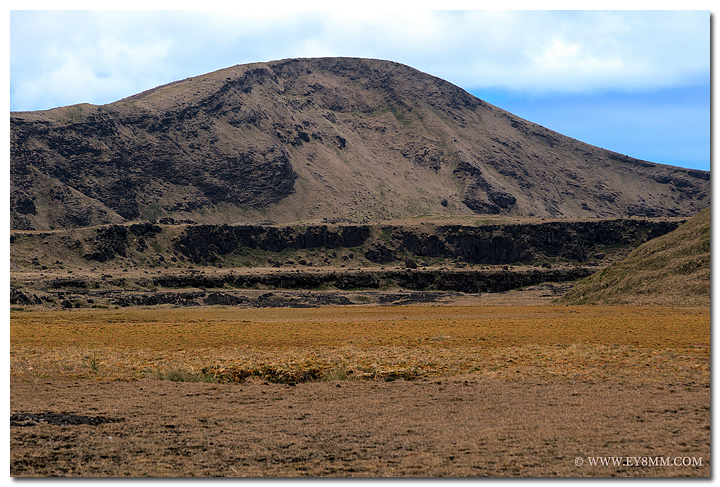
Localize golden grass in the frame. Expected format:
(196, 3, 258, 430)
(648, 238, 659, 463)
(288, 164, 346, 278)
(11, 305, 709, 384)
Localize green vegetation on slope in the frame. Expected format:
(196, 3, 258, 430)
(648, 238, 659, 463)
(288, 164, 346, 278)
(559, 207, 710, 306)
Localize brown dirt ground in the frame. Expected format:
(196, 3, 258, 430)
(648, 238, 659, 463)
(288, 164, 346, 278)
(10, 373, 709, 477)
(10, 303, 710, 478)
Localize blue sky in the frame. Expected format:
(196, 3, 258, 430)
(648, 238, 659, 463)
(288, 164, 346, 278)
(8, 9, 711, 171)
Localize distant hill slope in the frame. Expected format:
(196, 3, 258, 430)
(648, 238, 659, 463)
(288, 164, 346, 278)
(559, 207, 710, 306)
(11, 57, 710, 230)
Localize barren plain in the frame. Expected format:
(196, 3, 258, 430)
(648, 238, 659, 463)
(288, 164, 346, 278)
(10, 303, 710, 477)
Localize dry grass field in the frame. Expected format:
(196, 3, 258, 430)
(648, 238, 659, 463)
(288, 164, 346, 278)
(10, 304, 710, 477)
(10, 305, 709, 383)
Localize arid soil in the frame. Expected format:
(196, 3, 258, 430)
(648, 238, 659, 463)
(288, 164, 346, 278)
(10, 375, 709, 477)
(10, 303, 710, 477)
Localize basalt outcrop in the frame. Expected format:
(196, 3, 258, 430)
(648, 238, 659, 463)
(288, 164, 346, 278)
(71, 218, 680, 267)
(10, 217, 682, 309)
(11, 267, 591, 310)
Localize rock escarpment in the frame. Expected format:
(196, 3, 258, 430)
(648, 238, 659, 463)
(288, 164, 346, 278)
(166, 219, 680, 266)
(9, 217, 684, 309)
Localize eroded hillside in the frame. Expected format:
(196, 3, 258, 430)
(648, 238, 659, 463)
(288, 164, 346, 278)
(11, 57, 709, 230)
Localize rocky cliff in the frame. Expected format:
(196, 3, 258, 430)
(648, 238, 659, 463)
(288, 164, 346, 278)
(11, 217, 680, 272)
(169, 218, 679, 266)
(10, 217, 683, 309)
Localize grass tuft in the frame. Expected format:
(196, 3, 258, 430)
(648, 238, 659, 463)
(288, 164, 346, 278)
(322, 364, 352, 382)
(155, 367, 218, 383)
(85, 353, 100, 373)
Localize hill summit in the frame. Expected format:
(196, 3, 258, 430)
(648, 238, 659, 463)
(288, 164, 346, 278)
(11, 57, 709, 230)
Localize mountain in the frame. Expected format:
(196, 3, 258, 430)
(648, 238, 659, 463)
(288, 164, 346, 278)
(559, 206, 710, 306)
(10, 57, 710, 230)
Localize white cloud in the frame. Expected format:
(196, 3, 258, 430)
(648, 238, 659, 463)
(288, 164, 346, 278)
(9, 10, 710, 110)
(419, 10, 709, 93)
(10, 11, 177, 109)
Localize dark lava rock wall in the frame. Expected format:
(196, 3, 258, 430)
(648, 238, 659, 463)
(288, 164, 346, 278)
(394, 219, 681, 264)
(173, 224, 372, 263)
(67, 218, 681, 267)
(170, 219, 680, 265)
(149, 267, 595, 294)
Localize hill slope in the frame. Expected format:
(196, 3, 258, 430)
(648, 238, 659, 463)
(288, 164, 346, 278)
(559, 207, 710, 306)
(11, 57, 710, 230)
